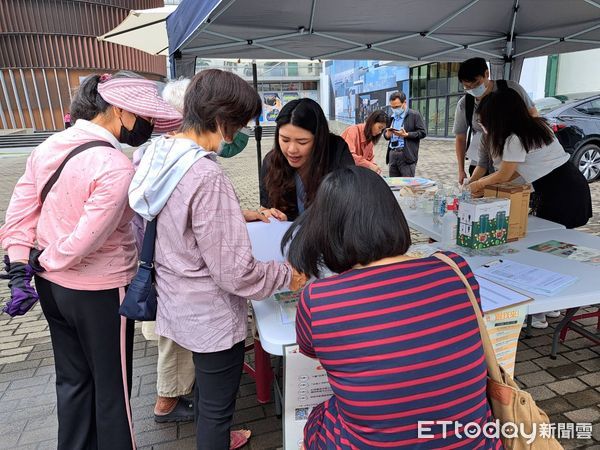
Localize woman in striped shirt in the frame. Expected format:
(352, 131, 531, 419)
(283, 166, 503, 449)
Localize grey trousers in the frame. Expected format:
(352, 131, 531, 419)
(388, 150, 417, 177)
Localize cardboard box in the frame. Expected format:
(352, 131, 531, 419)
(484, 183, 532, 242)
(457, 198, 511, 249)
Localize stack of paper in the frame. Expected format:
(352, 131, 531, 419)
(476, 276, 531, 313)
(475, 259, 577, 296)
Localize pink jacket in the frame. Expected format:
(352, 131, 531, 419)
(341, 123, 378, 171)
(0, 120, 137, 290)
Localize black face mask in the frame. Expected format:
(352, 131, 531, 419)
(119, 115, 154, 147)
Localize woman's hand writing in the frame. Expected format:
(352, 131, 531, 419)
(260, 207, 287, 222)
(243, 209, 270, 223)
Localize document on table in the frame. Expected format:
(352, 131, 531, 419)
(476, 276, 532, 313)
(474, 259, 577, 296)
(246, 220, 292, 262)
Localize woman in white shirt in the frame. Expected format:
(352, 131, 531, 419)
(469, 88, 593, 329)
(469, 88, 592, 230)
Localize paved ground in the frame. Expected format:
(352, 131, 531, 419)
(0, 133, 599, 449)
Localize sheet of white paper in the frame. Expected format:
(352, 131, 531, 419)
(476, 276, 531, 313)
(246, 220, 292, 262)
(474, 259, 577, 296)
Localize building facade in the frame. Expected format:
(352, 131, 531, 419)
(0, 0, 167, 132)
(195, 59, 322, 126)
(324, 60, 409, 124)
(408, 62, 464, 138)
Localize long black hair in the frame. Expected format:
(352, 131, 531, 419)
(281, 166, 411, 277)
(264, 98, 333, 215)
(478, 88, 554, 159)
(364, 110, 388, 145)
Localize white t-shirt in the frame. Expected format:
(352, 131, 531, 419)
(453, 80, 534, 164)
(493, 135, 570, 183)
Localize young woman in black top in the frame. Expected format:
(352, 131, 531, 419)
(259, 98, 355, 221)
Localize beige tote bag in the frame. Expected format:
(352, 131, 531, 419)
(434, 253, 563, 450)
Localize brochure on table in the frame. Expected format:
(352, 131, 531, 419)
(528, 240, 600, 266)
(283, 344, 333, 450)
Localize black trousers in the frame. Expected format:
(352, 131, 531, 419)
(388, 151, 417, 177)
(532, 161, 592, 229)
(193, 340, 245, 450)
(36, 277, 135, 450)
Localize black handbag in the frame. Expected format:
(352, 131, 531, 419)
(119, 219, 157, 321)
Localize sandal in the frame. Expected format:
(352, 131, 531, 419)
(230, 429, 251, 449)
(154, 397, 194, 423)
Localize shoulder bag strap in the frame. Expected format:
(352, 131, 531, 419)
(139, 219, 157, 269)
(432, 252, 503, 383)
(40, 140, 114, 204)
(465, 94, 475, 150)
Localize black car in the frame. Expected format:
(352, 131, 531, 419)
(535, 92, 600, 182)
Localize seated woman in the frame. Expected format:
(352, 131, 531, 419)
(341, 110, 387, 173)
(469, 88, 592, 230)
(260, 98, 355, 221)
(283, 166, 503, 450)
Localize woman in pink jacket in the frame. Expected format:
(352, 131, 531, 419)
(0, 72, 181, 450)
(340, 110, 388, 173)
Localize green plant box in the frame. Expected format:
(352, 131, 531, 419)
(457, 198, 511, 249)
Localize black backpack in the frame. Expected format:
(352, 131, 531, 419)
(465, 79, 508, 149)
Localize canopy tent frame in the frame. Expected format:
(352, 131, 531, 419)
(170, 0, 600, 80)
(166, 0, 600, 176)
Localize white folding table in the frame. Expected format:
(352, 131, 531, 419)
(253, 229, 600, 359)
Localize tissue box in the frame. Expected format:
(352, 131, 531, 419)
(457, 198, 511, 249)
(484, 183, 532, 242)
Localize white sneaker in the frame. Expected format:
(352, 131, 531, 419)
(531, 319, 549, 329)
(546, 311, 561, 318)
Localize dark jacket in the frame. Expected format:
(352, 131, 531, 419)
(259, 133, 354, 221)
(384, 109, 426, 165)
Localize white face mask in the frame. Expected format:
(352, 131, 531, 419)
(465, 81, 487, 98)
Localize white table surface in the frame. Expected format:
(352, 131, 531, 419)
(253, 228, 600, 356)
(402, 208, 566, 243)
(456, 229, 600, 315)
(252, 298, 295, 356)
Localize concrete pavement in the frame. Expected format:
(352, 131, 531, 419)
(1, 136, 599, 449)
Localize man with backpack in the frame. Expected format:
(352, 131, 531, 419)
(453, 57, 538, 184)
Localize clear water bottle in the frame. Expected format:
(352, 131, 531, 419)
(461, 178, 472, 202)
(441, 203, 458, 247)
(433, 184, 446, 225)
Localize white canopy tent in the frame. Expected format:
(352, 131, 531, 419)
(167, 0, 600, 80)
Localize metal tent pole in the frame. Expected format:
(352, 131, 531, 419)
(252, 61, 263, 177)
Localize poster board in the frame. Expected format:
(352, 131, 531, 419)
(484, 303, 528, 377)
(283, 344, 333, 450)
